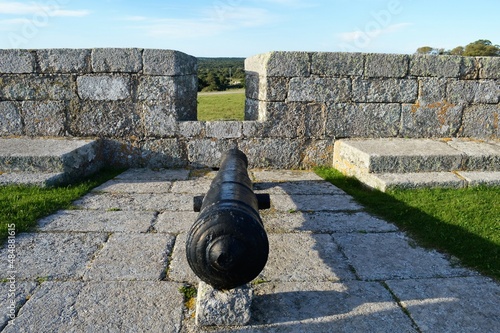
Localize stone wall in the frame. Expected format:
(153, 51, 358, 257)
(246, 52, 499, 142)
(1, 49, 499, 169)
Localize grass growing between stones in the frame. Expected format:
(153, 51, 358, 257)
(0, 169, 123, 245)
(315, 167, 500, 280)
(197, 91, 245, 121)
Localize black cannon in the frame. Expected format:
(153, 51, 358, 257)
(186, 148, 269, 290)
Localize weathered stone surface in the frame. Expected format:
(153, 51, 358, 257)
(447, 80, 499, 104)
(21, 101, 65, 136)
(0, 233, 107, 280)
(261, 211, 398, 234)
(460, 104, 500, 138)
(93, 179, 172, 193)
(386, 277, 500, 333)
(155, 211, 198, 234)
(447, 139, 500, 171)
(254, 179, 344, 195)
(418, 77, 447, 104)
(115, 168, 189, 181)
(245, 74, 289, 102)
(368, 172, 466, 191)
(270, 194, 362, 212)
(240, 138, 303, 169)
(77, 75, 130, 100)
(187, 139, 238, 168)
(252, 170, 324, 182)
(143, 49, 197, 75)
(74, 192, 193, 211)
(335, 232, 475, 280)
(401, 102, 464, 138)
(365, 53, 408, 78)
(0, 74, 76, 100)
(178, 121, 204, 138)
(139, 138, 187, 169)
(84, 233, 175, 281)
(137, 76, 175, 101)
(311, 52, 364, 76)
(261, 234, 355, 282)
(251, 282, 416, 331)
(352, 78, 417, 103)
(0, 171, 66, 187)
(205, 121, 243, 138)
(37, 49, 90, 73)
(196, 282, 253, 327)
(167, 233, 199, 284)
(0, 282, 38, 329)
(38, 210, 156, 233)
(457, 171, 500, 186)
(92, 48, 142, 72)
(0, 101, 23, 135)
(169, 178, 211, 194)
(478, 56, 500, 79)
(245, 51, 310, 77)
(301, 139, 335, 167)
(69, 101, 142, 137)
(326, 103, 401, 138)
(410, 55, 463, 77)
(334, 138, 464, 173)
(0, 49, 34, 73)
(141, 102, 178, 137)
(288, 77, 351, 102)
(6, 281, 184, 333)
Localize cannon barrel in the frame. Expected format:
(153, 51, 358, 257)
(186, 148, 269, 290)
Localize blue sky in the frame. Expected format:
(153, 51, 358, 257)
(0, 0, 498, 57)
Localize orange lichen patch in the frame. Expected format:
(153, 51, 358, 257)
(426, 101, 456, 126)
(439, 138, 453, 143)
(494, 112, 499, 130)
(410, 101, 421, 114)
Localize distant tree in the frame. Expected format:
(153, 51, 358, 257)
(463, 40, 500, 56)
(416, 46, 434, 54)
(416, 40, 499, 57)
(449, 46, 464, 56)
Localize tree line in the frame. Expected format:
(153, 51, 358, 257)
(416, 39, 500, 56)
(197, 58, 245, 92)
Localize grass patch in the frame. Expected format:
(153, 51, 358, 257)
(315, 167, 500, 280)
(197, 91, 245, 121)
(0, 168, 123, 245)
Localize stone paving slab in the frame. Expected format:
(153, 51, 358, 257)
(168, 233, 199, 284)
(170, 179, 212, 194)
(261, 211, 398, 234)
(83, 233, 175, 281)
(334, 232, 476, 280)
(3, 281, 184, 333)
(0, 233, 107, 281)
(254, 180, 346, 195)
(386, 276, 500, 333)
(271, 194, 362, 212)
(368, 172, 466, 191)
(252, 170, 324, 182)
(260, 234, 355, 282)
(447, 139, 500, 171)
(115, 168, 190, 181)
(92, 179, 173, 193)
(37, 210, 156, 233)
(74, 192, 193, 211)
(201, 282, 417, 332)
(0, 282, 37, 330)
(154, 211, 198, 234)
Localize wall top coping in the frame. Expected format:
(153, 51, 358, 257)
(0, 48, 198, 75)
(245, 51, 500, 79)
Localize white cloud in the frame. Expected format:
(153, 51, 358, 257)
(338, 22, 412, 42)
(0, 1, 89, 17)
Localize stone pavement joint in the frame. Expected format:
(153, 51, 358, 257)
(1, 168, 499, 332)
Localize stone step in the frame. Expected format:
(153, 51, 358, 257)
(0, 137, 102, 187)
(333, 138, 500, 191)
(334, 138, 500, 174)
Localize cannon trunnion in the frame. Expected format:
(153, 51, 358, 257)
(186, 149, 269, 290)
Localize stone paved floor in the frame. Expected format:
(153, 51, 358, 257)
(1, 169, 499, 332)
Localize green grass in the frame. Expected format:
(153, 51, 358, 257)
(315, 167, 500, 280)
(197, 91, 245, 121)
(0, 169, 123, 245)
